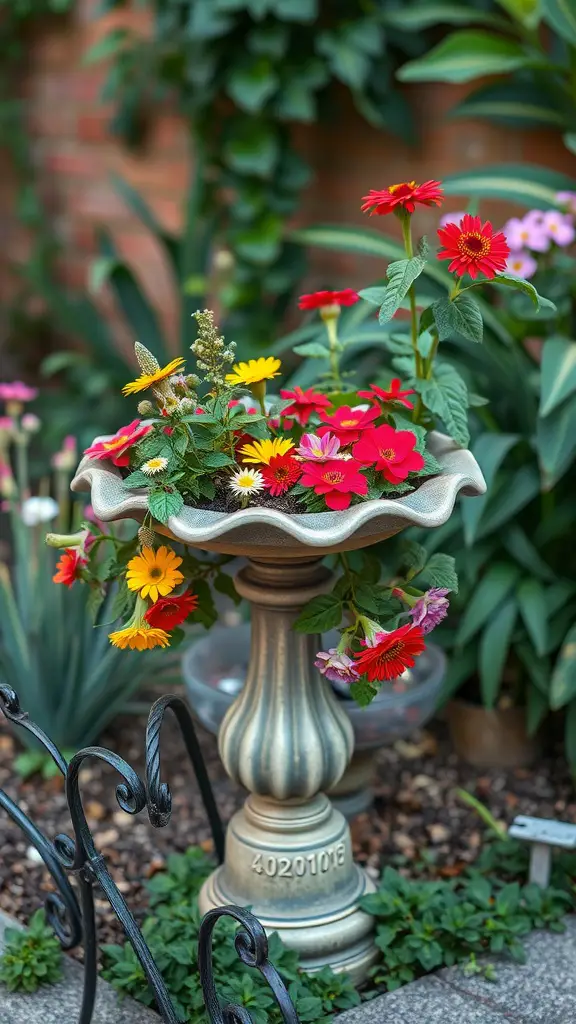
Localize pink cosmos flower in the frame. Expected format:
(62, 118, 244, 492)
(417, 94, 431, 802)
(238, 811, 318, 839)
(503, 214, 549, 253)
(296, 432, 342, 461)
(314, 649, 360, 685)
(439, 210, 466, 228)
(84, 419, 152, 468)
(409, 588, 450, 635)
(556, 191, 576, 215)
(505, 251, 538, 280)
(0, 381, 38, 403)
(542, 210, 575, 247)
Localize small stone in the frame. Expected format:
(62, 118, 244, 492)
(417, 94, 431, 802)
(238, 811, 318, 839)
(96, 828, 119, 848)
(25, 846, 44, 865)
(427, 823, 451, 844)
(86, 800, 107, 821)
(112, 810, 129, 827)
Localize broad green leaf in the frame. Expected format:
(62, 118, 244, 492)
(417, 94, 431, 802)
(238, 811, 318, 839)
(397, 31, 537, 85)
(414, 362, 469, 446)
(437, 647, 476, 706)
(88, 256, 119, 294)
(293, 594, 343, 633)
(148, 489, 184, 525)
(517, 642, 551, 697)
(564, 132, 576, 155)
(349, 680, 379, 707)
(111, 173, 180, 285)
(223, 120, 279, 178)
(461, 433, 519, 546)
(316, 30, 371, 89)
(539, 337, 576, 417)
(432, 294, 483, 344)
(517, 579, 548, 656)
(550, 624, 576, 709)
(503, 525, 556, 582)
(497, 0, 542, 28)
(293, 341, 329, 358)
(414, 553, 458, 594)
(382, 4, 509, 30)
(476, 273, 556, 313)
(526, 684, 549, 736)
(450, 80, 570, 129)
(543, 0, 576, 44)
(227, 58, 279, 113)
(479, 597, 518, 708)
(443, 163, 576, 210)
(456, 562, 520, 646)
(98, 230, 168, 363)
(476, 465, 540, 538)
(378, 242, 428, 323)
(564, 699, 576, 768)
(536, 391, 576, 489)
(359, 286, 388, 307)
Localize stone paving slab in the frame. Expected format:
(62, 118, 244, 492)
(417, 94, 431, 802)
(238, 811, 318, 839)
(0, 910, 158, 1024)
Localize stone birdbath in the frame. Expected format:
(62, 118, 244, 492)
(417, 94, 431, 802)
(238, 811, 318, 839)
(72, 431, 485, 983)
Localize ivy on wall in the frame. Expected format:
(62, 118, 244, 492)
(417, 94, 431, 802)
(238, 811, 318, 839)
(89, 0, 433, 345)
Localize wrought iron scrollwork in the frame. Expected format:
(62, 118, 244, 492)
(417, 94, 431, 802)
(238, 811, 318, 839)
(0, 683, 301, 1023)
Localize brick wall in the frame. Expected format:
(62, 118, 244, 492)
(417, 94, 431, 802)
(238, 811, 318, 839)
(2, 0, 575, 366)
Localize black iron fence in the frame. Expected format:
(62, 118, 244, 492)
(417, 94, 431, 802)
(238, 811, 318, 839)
(0, 684, 300, 1023)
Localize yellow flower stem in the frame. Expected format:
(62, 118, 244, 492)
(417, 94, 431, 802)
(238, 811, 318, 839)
(322, 312, 342, 388)
(400, 215, 424, 424)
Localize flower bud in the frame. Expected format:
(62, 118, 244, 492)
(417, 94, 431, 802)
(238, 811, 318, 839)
(178, 397, 197, 415)
(21, 413, 41, 433)
(137, 400, 155, 417)
(138, 525, 156, 549)
(134, 341, 160, 375)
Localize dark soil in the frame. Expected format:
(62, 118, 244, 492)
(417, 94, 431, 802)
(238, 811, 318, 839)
(0, 690, 573, 961)
(196, 488, 306, 515)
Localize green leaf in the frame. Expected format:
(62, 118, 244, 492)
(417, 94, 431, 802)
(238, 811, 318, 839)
(526, 684, 548, 737)
(550, 624, 576, 709)
(457, 563, 520, 645)
(382, 4, 509, 30)
(213, 572, 241, 605)
(293, 341, 329, 358)
(479, 597, 517, 708)
(564, 132, 576, 155)
(398, 31, 536, 84)
(378, 242, 428, 324)
(565, 699, 576, 768)
(147, 489, 184, 525)
(480, 273, 556, 313)
(414, 362, 469, 446)
(223, 120, 279, 178)
(275, 81, 316, 122)
(349, 680, 379, 707)
(461, 433, 520, 545)
(317, 30, 372, 89)
(476, 465, 540, 538)
(450, 79, 571, 129)
(432, 294, 483, 344)
(543, 0, 576, 44)
(83, 28, 130, 65)
(503, 525, 556, 582)
(359, 286, 388, 307)
(443, 163, 576, 210)
(539, 337, 576, 417)
(293, 594, 343, 633)
(227, 58, 279, 113)
(517, 579, 548, 656)
(201, 452, 235, 469)
(248, 24, 290, 58)
(536, 391, 576, 489)
(414, 553, 458, 594)
(122, 470, 151, 489)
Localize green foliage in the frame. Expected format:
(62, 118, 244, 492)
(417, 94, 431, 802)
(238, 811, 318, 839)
(102, 847, 360, 1023)
(0, 911, 62, 993)
(362, 866, 572, 992)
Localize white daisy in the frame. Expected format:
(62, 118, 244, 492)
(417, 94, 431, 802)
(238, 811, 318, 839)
(228, 467, 265, 504)
(142, 457, 168, 476)
(21, 496, 59, 526)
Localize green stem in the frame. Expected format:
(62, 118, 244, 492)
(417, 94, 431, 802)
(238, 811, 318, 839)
(324, 316, 342, 388)
(400, 215, 424, 422)
(14, 437, 29, 502)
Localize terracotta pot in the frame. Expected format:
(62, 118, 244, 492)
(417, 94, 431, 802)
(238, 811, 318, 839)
(447, 699, 540, 769)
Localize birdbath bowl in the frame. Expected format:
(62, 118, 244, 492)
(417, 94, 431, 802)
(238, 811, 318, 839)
(72, 431, 485, 983)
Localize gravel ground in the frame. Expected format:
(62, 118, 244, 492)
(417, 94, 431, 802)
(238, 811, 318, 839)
(0, 692, 574, 958)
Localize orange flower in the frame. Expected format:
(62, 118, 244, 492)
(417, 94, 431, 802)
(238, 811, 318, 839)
(53, 549, 86, 588)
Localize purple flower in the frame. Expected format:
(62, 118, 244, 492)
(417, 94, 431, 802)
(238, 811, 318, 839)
(556, 191, 576, 215)
(505, 250, 538, 280)
(503, 214, 549, 253)
(439, 210, 466, 228)
(0, 381, 38, 403)
(542, 210, 575, 247)
(297, 431, 342, 461)
(314, 648, 360, 684)
(408, 588, 450, 635)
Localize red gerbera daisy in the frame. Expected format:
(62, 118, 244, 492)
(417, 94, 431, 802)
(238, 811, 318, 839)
(144, 591, 198, 631)
(353, 623, 426, 682)
(261, 454, 302, 496)
(358, 379, 416, 410)
(317, 405, 379, 445)
(53, 548, 87, 588)
(298, 289, 359, 311)
(300, 459, 368, 511)
(279, 386, 331, 427)
(437, 213, 510, 280)
(361, 180, 443, 217)
(353, 424, 424, 484)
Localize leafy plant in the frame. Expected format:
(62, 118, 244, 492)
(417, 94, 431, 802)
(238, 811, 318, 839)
(0, 910, 62, 993)
(102, 847, 360, 1023)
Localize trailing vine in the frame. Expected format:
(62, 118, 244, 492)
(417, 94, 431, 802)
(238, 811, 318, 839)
(89, 0, 432, 345)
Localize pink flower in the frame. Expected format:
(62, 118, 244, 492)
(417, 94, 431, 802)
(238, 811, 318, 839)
(0, 381, 38, 403)
(542, 210, 575, 247)
(556, 191, 576, 215)
(505, 251, 538, 280)
(0, 417, 14, 432)
(317, 404, 379, 445)
(439, 210, 466, 228)
(314, 649, 359, 685)
(296, 432, 342, 461)
(503, 214, 549, 253)
(300, 458, 368, 510)
(21, 413, 41, 433)
(84, 419, 152, 468)
(63, 435, 77, 453)
(409, 588, 450, 635)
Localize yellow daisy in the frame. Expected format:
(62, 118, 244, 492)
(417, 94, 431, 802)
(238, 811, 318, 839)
(125, 545, 184, 602)
(108, 625, 171, 651)
(239, 437, 295, 465)
(225, 357, 281, 387)
(122, 357, 186, 396)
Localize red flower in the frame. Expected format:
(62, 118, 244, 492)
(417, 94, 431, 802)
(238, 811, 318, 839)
(353, 424, 424, 484)
(298, 289, 359, 311)
(261, 454, 302, 496)
(437, 214, 510, 280)
(84, 419, 152, 468)
(354, 624, 426, 682)
(318, 405, 379, 445)
(361, 180, 443, 217)
(144, 591, 199, 631)
(53, 549, 86, 588)
(279, 386, 331, 427)
(358, 379, 416, 410)
(300, 459, 367, 511)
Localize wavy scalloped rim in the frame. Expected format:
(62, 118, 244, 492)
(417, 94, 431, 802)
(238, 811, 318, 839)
(72, 431, 486, 550)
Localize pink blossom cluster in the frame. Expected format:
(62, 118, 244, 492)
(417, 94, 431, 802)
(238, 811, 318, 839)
(501, 194, 576, 280)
